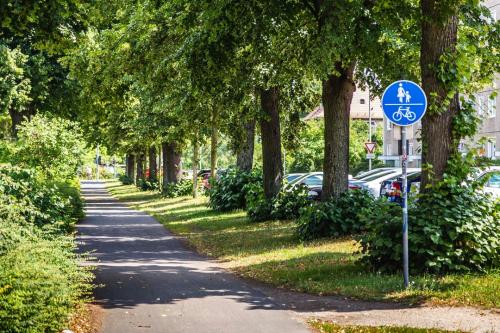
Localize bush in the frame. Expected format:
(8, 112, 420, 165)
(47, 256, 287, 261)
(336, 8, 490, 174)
(208, 168, 262, 211)
(13, 114, 85, 180)
(271, 185, 311, 220)
(0, 165, 92, 332)
(359, 185, 500, 273)
(0, 166, 82, 234)
(137, 178, 160, 191)
(162, 179, 193, 198)
(119, 174, 134, 185)
(296, 190, 375, 241)
(245, 183, 273, 222)
(0, 235, 92, 333)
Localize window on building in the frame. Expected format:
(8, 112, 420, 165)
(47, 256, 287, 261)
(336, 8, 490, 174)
(386, 143, 392, 156)
(476, 95, 484, 116)
(360, 98, 365, 104)
(487, 140, 496, 159)
(488, 96, 496, 118)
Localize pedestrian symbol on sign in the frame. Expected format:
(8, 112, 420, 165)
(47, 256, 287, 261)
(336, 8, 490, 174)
(382, 80, 427, 127)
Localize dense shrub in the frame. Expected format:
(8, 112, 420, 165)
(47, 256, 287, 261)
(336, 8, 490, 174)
(137, 178, 160, 191)
(359, 185, 500, 273)
(0, 234, 93, 333)
(296, 190, 375, 241)
(0, 166, 83, 234)
(0, 165, 92, 332)
(13, 114, 85, 180)
(245, 183, 273, 221)
(119, 174, 134, 185)
(162, 179, 193, 198)
(208, 168, 262, 211)
(271, 185, 311, 220)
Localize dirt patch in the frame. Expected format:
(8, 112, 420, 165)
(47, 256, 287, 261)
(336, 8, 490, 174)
(69, 303, 103, 333)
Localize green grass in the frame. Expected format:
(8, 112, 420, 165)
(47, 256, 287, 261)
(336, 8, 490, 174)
(309, 320, 463, 333)
(106, 181, 500, 308)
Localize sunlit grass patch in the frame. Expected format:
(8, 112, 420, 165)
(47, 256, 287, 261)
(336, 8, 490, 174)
(309, 320, 463, 333)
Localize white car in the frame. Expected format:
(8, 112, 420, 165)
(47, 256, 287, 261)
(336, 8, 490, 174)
(355, 167, 395, 180)
(477, 166, 500, 199)
(354, 168, 420, 197)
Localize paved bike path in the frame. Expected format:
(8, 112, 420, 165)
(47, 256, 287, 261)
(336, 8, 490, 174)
(77, 181, 310, 333)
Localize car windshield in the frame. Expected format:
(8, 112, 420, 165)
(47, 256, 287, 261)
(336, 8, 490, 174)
(485, 172, 500, 188)
(356, 168, 391, 179)
(302, 175, 323, 186)
(362, 170, 398, 182)
(286, 174, 303, 183)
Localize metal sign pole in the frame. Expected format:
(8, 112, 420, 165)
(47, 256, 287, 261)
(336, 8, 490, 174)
(401, 126, 409, 288)
(368, 95, 372, 171)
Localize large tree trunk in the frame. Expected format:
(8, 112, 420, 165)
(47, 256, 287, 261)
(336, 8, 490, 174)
(321, 62, 356, 201)
(192, 138, 200, 198)
(236, 119, 256, 172)
(210, 108, 218, 178)
(420, 1, 459, 191)
(136, 151, 145, 183)
(163, 142, 182, 184)
(8, 107, 32, 139)
(126, 154, 135, 180)
(259, 87, 283, 199)
(158, 145, 162, 187)
(148, 146, 157, 181)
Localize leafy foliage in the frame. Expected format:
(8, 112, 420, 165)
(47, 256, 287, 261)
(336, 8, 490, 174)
(137, 178, 160, 191)
(162, 179, 193, 198)
(0, 165, 92, 332)
(359, 185, 500, 273)
(207, 168, 262, 211)
(14, 114, 85, 180)
(245, 182, 274, 222)
(119, 174, 134, 185)
(297, 190, 375, 241)
(271, 185, 311, 220)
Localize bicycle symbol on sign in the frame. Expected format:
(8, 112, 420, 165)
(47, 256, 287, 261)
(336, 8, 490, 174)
(392, 106, 416, 122)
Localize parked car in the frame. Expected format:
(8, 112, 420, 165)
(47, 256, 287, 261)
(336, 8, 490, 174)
(354, 167, 395, 180)
(285, 173, 305, 183)
(477, 166, 500, 198)
(307, 181, 365, 201)
(353, 168, 420, 197)
(380, 172, 421, 203)
(288, 172, 323, 188)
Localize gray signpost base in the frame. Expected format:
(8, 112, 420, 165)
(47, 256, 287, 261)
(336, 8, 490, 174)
(400, 126, 409, 288)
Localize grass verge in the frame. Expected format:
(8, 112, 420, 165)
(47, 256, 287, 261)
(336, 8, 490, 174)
(106, 181, 500, 308)
(309, 320, 463, 333)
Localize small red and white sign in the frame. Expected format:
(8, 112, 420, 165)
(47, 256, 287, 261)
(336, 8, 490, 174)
(365, 142, 376, 154)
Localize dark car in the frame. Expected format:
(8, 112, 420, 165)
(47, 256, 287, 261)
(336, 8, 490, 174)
(306, 182, 365, 201)
(379, 172, 421, 203)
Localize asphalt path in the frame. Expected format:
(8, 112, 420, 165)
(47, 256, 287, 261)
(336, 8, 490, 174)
(77, 181, 310, 333)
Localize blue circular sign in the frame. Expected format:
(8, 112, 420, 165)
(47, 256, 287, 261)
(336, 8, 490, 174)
(381, 80, 427, 126)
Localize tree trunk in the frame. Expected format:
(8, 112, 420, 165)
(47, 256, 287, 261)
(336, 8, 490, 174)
(136, 151, 145, 183)
(162, 143, 168, 187)
(321, 62, 356, 201)
(158, 145, 162, 187)
(192, 138, 200, 198)
(126, 154, 135, 180)
(8, 108, 30, 139)
(164, 142, 182, 184)
(148, 146, 157, 181)
(259, 87, 283, 199)
(236, 119, 256, 172)
(210, 108, 218, 178)
(420, 1, 459, 191)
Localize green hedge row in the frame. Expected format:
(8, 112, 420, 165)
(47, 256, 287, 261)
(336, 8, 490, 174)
(0, 165, 93, 333)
